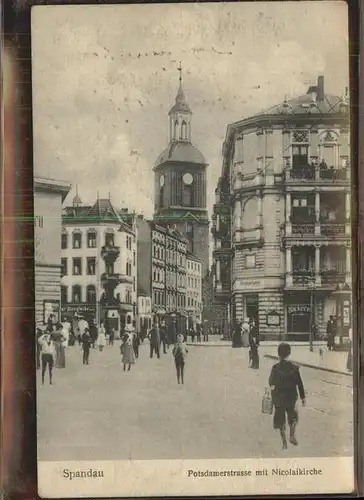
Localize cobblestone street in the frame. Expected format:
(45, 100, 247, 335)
(37, 342, 353, 462)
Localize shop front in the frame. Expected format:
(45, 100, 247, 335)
(285, 292, 313, 341)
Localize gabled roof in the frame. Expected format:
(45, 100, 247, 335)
(88, 198, 120, 222)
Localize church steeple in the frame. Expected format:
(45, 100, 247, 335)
(169, 62, 192, 143)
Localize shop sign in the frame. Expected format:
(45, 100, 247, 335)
(234, 278, 264, 291)
(61, 304, 96, 315)
(266, 310, 281, 326)
(44, 300, 60, 325)
(287, 305, 311, 315)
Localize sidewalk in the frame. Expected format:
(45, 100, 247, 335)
(186, 339, 351, 376)
(264, 346, 351, 376)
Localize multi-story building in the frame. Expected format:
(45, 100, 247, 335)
(186, 253, 203, 325)
(136, 217, 188, 323)
(137, 290, 152, 335)
(153, 69, 210, 283)
(212, 76, 351, 341)
(61, 193, 137, 332)
(34, 176, 71, 325)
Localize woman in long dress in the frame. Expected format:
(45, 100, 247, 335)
(241, 318, 250, 348)
(120, 334, 136, 371)
(98, 323, 107, 352)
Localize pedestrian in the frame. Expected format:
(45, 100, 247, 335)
(52, 323, 66, 368)
(97, 322, 107, 352)
(78, 316, 89, 346)
(38, 331, 56, 385)
(61, 316, 71, 348)
(120, 334, 136, 371)
(196, 323, 202, 343)
(242, 318, 250, 347)
(269, 342, 306, 450)
(149, 322, 161, 359)
(109, 326, 115, 346)
(81, 328, 92, 365)
(249, 319, 259, 369)
(326, 315, 335, 351)
(89, 320, 98, 348)
(190, 326, 195, 343)
(36, 327, 43, 370)
(203, 322, 209, 342)
(232, 320, 242, 348)
(160, 320, 168, 354)
(172, 334, 188, 385)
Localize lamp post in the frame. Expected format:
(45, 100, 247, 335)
(308, 280, 315, 352)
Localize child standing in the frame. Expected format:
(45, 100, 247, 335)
(120, 334, 136, 371)
(172, 334, 188, 385)
(269, 343, 306, 450)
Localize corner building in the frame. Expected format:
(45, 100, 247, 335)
(153, 73, 209, 280)
(213, 76, 351, 340)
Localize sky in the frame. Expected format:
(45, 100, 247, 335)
(32, 1, 349, 219)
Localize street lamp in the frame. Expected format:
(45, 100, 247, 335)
(308, 280, 315, 352)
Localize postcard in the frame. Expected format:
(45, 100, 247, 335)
(32, 1, 354, 496)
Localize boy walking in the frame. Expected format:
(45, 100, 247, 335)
(269, 343, 306, 450)
(172, 334, 188, 385)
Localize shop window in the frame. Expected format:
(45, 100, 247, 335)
(87, 231, 97, 248)
(61, 258, 68, 277)
(72, 285, 81, 303)
(73, 258, 82, 275)
(86, 285, 96, 303)
(87, 257, 96, 275)
(72, 232, 82, 249)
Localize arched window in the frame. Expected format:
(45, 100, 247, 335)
(86, 285, 96, 303)
(61, 286, 68, 305)
(173, 120, 179, 140)
(87, 229, 97, 248)
(72, 285, 81, 303)
(319, 130, 339, 169)
(181, 120, 187, 140)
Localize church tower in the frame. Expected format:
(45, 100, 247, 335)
(153, 65, 209, 278)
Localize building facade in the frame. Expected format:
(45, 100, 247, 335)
(212, 76, 351, 341)
(34, 177, 71, 325)
(136, 217, 188, 323)
(186, 253, 203, 325)
(153, 70, 210, 281)
(61, 194, 137, 332)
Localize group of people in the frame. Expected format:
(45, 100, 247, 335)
(232, 318, 260, 369)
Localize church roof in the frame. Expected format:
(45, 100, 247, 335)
(154, 141, 206, 167)
(169, 83, 192, 115)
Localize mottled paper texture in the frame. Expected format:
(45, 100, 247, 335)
(32, 1, 354, 497)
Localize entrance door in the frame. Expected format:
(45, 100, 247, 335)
(246, 295, 259, 326)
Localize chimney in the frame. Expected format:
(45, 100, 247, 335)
(317, 76, 324, 101)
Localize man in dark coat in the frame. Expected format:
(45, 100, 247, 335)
(248, 320, 259, 369)
(149, 323, 161, 359)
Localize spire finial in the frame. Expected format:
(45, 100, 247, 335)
(177, 61, 182, 83)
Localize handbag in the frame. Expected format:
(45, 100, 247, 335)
(261, 387, 273, 414)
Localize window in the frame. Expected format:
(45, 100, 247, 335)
(61, 258, 67, 277)
(72, 285, 81, 303)
(73, 258, 82, 275)
(105, 232, 114, 247)
(322, 145, 335, 168)
(61, 233, 68, 249)
(61, 285, 68, 304)
(159, 186, 164, 208)
(186, 223, 194, 253)
(87, 257, 96, 275)
(72, 232, 82, 249)
(181, 120, 187, 140)
(126, 261, 132, 276)
(86, 285, 96, 303)
(183, 184, 193, 207)
(133, 250, 136, 266)
(246, 254, 256, 268)
(87, 231, 97, 248)
(153, 269, 156, 282)
(292, 145, 308, 169)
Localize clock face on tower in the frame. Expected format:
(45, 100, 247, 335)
(183, 173, 193, 185)
(160, 175, 165, 187)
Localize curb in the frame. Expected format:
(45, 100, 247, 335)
(264, 354, 351, 377)
(186, 342, 327, 348)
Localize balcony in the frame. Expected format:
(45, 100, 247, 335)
(292, 269, 315, 286)
(291, 223, 315, 236)
(211, 222, 230, 238)
(214, 280, 231, 298)
(321, 269, 346, 285)
(321, 223, 346, 237)
(101, 245, 120, 261)
(285, 164, 350, 184)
